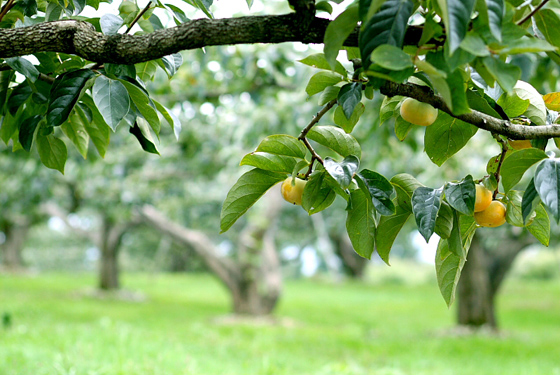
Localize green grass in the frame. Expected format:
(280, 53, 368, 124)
(1, 272, 560, 375)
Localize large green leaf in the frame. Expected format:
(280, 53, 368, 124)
(159, 53, 183, 78)
(153, 99, 181, 140)
(5, 57, 39, 82)
(298, 53, 347, 77)
(412, 186, 443, 242)
(443, 175, 476, 216)
(435, 215, 477, 307)
(482, 56, 521, 92)
(7, 81, 32, 116)
(370, 44, 413, 71)
(324, 155, 360, 189)
(527, 203, 550, 247)
(92, 75, 130, 131)
(391, 173, 423, 212)
(220, 169, 285, 232)
(424, 112, 478, 166)
(476, 0, 504, 41)
(305, 71, 345, 97)
(36, 133, 67, 174)
(505, 190, 525, 227)
(302, 170, 336, 214)
(324, 4, 359, 70)
(501, 148, 548, 193)
(120, 79, 160, 136)
(534, 158, 560, 223)
(47, 69, 95, 127)
(130, 118, 159, 155)
(307, 125, 361, 158)
(346, 188, 376, 259)
(435, 202, 453, 239)
(240, 152, 297, 173)
(522, 178, 540, 225)
(376, 205, 410, 265)
(357, 169, 396, 216)
(359, 0, 413, 69)
(62, 109, 89, 158)
(338, 82, 362, 119)
(437, 0, 476, 54)
(0, 70, 14, 113)
(333, 103, 365, 133)
(534, 9, 560, 49)
(18, 115, 41, 152)
(79, 96, 111, 158)
(255, 135, 307, 158)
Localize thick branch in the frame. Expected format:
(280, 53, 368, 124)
(380, 81, 560, 140)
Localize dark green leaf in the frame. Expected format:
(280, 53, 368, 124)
(376, 205, 410, 265)
(92, 75, 130, 131)
(47, 69, 95, 127)
(346, 188, 376, 259)
(447, 210, 463, 258)
(522, 178, 540, 225)
(357, 169, 395, 216)
(443, 175, 476, 216)
(18, 115, 41, 152)
(0, 70, 14, 114)
(435, 201, 453, 239)
(220, 169, 285, 232)
(120, 79, 160, 136)
(412, 186, 442, 242)
(338, 82, 362, 119)
(482, 56, 521, 92)
(440, 0, 476, 54)
(129, 119, 159, 155)
(302, 170, 336, 214)
(5, 57, 39, 82)
(534, 158, 560, 223)
(36, 133, 67, 173)
(7, 81, 32, 116)
(476, 0, 504, 41)
(307, 125, 361, 158)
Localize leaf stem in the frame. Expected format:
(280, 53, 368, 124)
(517, 0, 551, 26)
(492, 134, 508, 199)
(125, 1, 154, 34)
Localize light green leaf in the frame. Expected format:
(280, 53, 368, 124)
(36, 133, 67, 174)
(255, 135, 307, 158)
(435, 201, 453, 239)
(505, 190, 525, 227)
(62, 109, 89, 158)
(324, 4, 359, 70)
(100, 14, 123, 34)
(346, 188, 376, 259)
(534, 158, 560, 223)
(443, 175, 476, 216)
(333, 103, 365, 133)
(370, 44, 413, 71)
(220, 169, 285, 232)
(391, 173, 424, 212)
(298, 53, 347, 77)
(120, 79, 160, 136)
(482, 56, 521, 92)
(302, 170, 336, 214)
(92, 75, 130, 131)
(501, 148, 548, 193)
(527, 203, 550, 247)
(240, 152, 297, 173)
(324, 155, 360, 190)
(307, 125, 361, 158)
(437, 0, 476, 54)
(376, 205, 410, 265)
(305, 71, 344, 97)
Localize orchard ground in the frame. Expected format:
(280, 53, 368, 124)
(1, 263, 560, 375)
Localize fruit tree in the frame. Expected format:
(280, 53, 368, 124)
(2, 0, 560, 306)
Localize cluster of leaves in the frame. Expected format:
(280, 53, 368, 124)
(220, 0, 560, 305)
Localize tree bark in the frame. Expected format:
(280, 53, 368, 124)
(457, 230, 536, 329)
(0, 220, 29, 270)
(98, 216, 129, 290)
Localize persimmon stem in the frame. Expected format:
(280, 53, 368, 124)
(492, 134, 508, 199)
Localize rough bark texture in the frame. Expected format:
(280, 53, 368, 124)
(457, 230, 535, 329)
(0, 221, 29, 270)
(139, 194, 282, 316)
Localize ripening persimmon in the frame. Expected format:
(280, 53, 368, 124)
(281, 176, 307, 206)
(474, 184, 493, 213)
(474, 200, 507, 227)
(508, 139, 532, 150)
(399, 97, 438, 126)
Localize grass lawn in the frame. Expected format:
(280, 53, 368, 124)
(1, 271, 559, 375)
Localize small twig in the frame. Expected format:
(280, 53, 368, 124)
(0, 0, 16, 23)
(492, 133, 509, 199)
(125, 1, 154, 34)
(517, 0, 551, 25)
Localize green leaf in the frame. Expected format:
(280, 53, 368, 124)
(447, 210, 463, 258)
(391, 173, 424, 212)
(338, 82, 362, 119)
(534, 158, 560, 223)
(527, 203, 550, 247)
(394, 116, 414, 141)
(522, 178, 540, 225)
(333, 103, 365, 133)
(36, 133, 67, 174)
(476, 0, 504, 41)
(5, 57, 39, 82)
(305, 71, 344, 97)
(240, 152, 297, 173)
(356, 169, 396, 216)
(482, 56, 521, 92)
(298, 53, 347, 77)
(497, 91, 530, 118)
(318, 86, 341, 106)
(324, 155, 360, 189)
(443, 175, 476, 216)
(220, 169, 285, 232)
(316, 0, 333, 14)
(92, 75, 130, 131)
(376, 205, 410, 265)
(435, 201, 453, 239)
(307, 125, 361, 158)
(7, 81, 32, 116)
(130, 118, 159, 155)
(79, 96, 111, 158)
(324, 4, 359, 71)
(159, 53, 183, 78)
(370, 44, 413, 71)
(510, 81, 547, 125)
(346, 188, 376, 259)
(534, 9, 560, 49)
(435, 215, 477, 307)
(47, 69, 95, 127)
(104, 63, 136, 79)
(100, 14, 123, 34)
(359, 0, 413, 69)
(302, 170, 336, 214)
(153, 100, 181, 140)
(62, 109, 89, 158)
(136, 60, 159, 82)
(437, 0, 476, 54)
(505, 190, 525, 227)
(424, 112, 478, 166)
(18, 115, 41, 152)
(501, 148, 548, 193)
(255, 135, 307, 159)
(412, 186, 443, 242)
(120, 79, 160, 136)
(0, 70, 14, 113)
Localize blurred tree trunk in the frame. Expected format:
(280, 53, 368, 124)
(457, 230, 535, 329)
(0, 220, 29, 270)
(331, 231, 368, 279)
(98, 216, 130, 290)
(139, 193, 282, 316)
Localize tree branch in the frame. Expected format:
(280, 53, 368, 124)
(380, 81, 560, 140)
